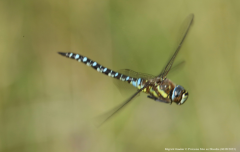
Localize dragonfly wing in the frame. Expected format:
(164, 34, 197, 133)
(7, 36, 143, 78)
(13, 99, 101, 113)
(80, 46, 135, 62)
(117, 69, 155, 80)
(96, 82, 150, 127)
(158, 14, 194, 79)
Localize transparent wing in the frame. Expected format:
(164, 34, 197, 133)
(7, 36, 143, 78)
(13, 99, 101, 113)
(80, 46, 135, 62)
(158, 14, 194, 79)
(96, 82, 150, 127)
(117, 69, 155, 80)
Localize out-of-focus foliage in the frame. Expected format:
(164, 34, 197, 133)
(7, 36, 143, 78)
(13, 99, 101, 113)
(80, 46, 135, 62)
(1, 0, 240, 152)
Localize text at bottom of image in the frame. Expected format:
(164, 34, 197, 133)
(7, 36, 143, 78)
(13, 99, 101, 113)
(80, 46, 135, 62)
(165, 148, 236, 151)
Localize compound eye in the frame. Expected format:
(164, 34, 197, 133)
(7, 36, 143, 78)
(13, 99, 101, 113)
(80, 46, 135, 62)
(174, 89, 181, 97)
(174, 86, 184, 96)
(171, 85, 185, 104)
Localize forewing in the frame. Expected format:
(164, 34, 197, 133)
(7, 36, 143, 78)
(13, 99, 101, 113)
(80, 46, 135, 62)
(117, 69, 155, 80)
(158, 14, 194, 79)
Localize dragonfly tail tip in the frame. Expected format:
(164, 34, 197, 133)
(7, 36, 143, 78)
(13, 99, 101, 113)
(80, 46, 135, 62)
(58, 52, 66, 56)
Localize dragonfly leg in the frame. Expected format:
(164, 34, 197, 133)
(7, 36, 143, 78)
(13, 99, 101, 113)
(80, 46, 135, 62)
(147, 95, 171, 104)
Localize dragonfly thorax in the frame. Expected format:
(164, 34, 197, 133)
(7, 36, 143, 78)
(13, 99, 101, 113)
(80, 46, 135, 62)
(148, 78, 175, 103)
(148, 78, 188, 105)
(171, 85, 188, 105)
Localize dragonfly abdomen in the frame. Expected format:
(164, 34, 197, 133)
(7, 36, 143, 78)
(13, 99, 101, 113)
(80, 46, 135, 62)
(58, 52, 144, 86)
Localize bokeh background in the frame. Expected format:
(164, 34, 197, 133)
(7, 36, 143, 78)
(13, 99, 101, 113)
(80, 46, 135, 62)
(1, 0, 240, 152)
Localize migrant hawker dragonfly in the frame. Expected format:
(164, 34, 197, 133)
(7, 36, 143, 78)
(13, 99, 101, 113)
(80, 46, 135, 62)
(58, 14, 193, 124)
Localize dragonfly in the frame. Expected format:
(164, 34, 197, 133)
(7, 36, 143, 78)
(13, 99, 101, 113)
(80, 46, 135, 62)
(58, 14, 194, 125)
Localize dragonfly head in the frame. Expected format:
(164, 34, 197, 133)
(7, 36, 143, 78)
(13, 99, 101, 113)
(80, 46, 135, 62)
(171, 85, 188, 105)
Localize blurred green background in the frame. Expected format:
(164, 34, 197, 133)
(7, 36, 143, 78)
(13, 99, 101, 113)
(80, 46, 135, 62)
(1, 0, 240, 152)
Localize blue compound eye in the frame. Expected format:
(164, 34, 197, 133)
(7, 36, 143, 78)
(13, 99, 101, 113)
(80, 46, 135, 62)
(171, 85, 188, 105)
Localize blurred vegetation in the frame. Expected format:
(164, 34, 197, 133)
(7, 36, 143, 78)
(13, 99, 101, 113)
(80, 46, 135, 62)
(1, 0, 240, 152)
